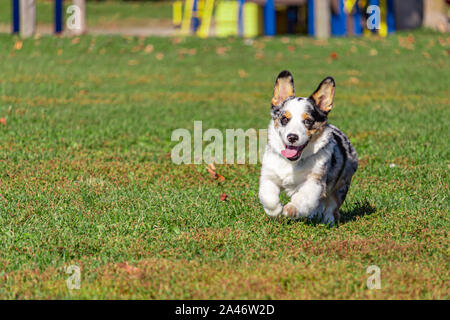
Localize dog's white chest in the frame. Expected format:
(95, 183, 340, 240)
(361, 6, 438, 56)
(280, 163, 310, 193)
(262, 152, 311, 194)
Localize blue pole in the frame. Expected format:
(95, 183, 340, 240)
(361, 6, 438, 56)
(55, 0, 63, 34)
(12, 0, 19, 34)
(353, 1, 363, 36)
(386, 0, 395, 33)
(238, 0, 245, 36)
(331, 0, 346, 36)
(192, 0, 199, 33)
(307, 0, 314, 36)
(264, 0, 275, 36)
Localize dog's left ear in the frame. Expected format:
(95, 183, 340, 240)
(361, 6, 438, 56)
(272, 70, 295, 108)
(310, 77, 335, 114)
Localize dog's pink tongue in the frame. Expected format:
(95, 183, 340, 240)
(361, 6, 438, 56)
(281, 148, 298, 158)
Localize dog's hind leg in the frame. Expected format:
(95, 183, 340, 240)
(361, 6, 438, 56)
(322, 197, 339, 226)
(323, 180, 350, 225)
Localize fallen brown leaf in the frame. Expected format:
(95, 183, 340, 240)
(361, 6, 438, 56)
(117, 262, 140, 275)
(216, 46, 228, 55)
(238, 69, 248, 78)
(206, 163, 217, 179)
(254, 51, 264, 60)
(14, 40, 23, 50)
(144, 44, 154, 54)
(348, 77, 359, 84)
(206, 163, 225, 182)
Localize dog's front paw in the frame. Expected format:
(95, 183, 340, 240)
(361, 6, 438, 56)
(282, 203, 301, 219)
(263, 203, 283, 218)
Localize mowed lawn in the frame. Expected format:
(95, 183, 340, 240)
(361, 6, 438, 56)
(0, 29, 448, 299)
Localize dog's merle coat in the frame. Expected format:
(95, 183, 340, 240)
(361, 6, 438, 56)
(259, 71, 357, 225)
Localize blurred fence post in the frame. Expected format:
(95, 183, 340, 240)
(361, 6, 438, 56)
(12, 0, 20, 34)
(423, 0, 448, 32)
(264, 0, 275, 36)
(316, 0, 330, 38)
(308, 0, 330, 38)
(55, 0, 63, 34)
(19, 0, 36, 38)
(72, 0, 87, 35)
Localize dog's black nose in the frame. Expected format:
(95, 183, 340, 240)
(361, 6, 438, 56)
(287, 134, 299, 143)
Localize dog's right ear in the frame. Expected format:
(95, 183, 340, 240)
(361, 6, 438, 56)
(272, 70, 295, 109)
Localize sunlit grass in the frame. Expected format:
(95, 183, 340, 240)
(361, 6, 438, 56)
(0, 28, 448, 299)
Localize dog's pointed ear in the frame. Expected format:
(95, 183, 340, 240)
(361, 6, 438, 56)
(272, 70, 295, 108)
(310, 77, 335, 114)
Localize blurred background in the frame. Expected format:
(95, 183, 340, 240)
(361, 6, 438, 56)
(2, 0, 448, 38)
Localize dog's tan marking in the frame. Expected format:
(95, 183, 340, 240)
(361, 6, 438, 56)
(274, 118, 280, 128)
(308, 172, 324, 182)
(303, 112, 327, 138)
(283, 203, 298, 218)
(307, 120, 327, 138)
(284, 111, 292, 119)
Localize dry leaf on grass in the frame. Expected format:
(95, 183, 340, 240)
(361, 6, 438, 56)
(254, 51, 264, 60)
(238, 69, 248, 78)
(171, 37, 183, 45)
(206, 163, 225, 182)
(330, 52, 338, 60)
(215, 46, 229, 55)
(14, 41, 23, 50)
(348, 77, 359, 84)
(117, 262, 141, 275)
(144, 44, 154, 54)
(220, 194, 228, 201)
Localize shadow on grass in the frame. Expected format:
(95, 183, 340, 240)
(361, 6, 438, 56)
(268, 200, 376, 227)
(338, 200, 376, 225)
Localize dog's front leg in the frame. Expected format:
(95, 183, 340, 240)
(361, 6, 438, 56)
(259, 177, 282, 217)
(283, 179, 324, 220)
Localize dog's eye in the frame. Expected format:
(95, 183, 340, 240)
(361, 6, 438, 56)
(280, 116, 290, 126)
(304, 119, 314, 127)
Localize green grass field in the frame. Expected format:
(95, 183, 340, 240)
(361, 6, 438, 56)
(0, 29, 448, 299)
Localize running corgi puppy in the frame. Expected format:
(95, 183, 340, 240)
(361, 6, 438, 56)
(259, 71, 358, 225)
